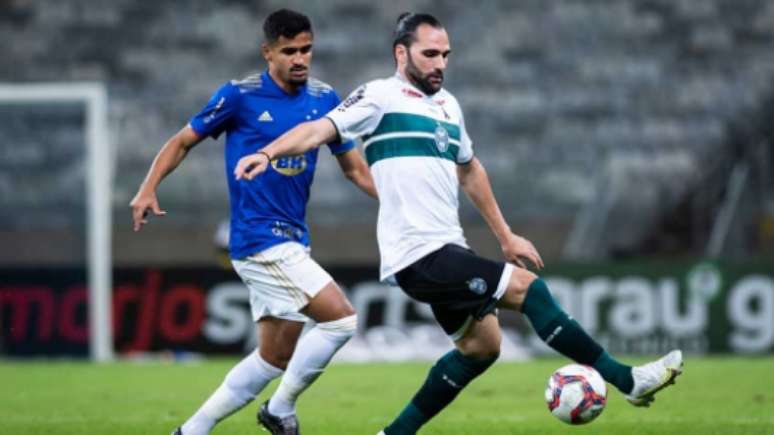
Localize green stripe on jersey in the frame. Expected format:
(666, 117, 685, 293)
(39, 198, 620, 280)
(364, 112, 461, 141)
(365, 137, 459, 166)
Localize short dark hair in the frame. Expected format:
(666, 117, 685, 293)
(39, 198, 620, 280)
(263, 9, 312, 43)
(392, 12, 443, 50)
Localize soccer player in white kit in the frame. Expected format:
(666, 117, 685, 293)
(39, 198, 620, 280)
(234, 12, 683, 435)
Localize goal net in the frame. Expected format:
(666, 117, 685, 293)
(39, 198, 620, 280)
(0, 83, 113, 361)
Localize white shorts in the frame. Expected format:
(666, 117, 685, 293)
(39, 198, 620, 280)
(232, 242, 333, 323)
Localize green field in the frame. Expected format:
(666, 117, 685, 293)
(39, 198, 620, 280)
(2, 357, 773, 435)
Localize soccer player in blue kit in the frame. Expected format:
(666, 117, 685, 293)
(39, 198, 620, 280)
(130, 9, 376, 435)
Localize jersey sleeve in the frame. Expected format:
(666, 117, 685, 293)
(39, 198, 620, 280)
(325, 82, 384, 142)
(456, 109, 474, 164)
(189, 83, 239, 139)
(323, 91, 356, 155)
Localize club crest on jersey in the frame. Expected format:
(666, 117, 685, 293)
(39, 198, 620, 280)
(434, 124, 450, 152)
(271, 155, 307, 176)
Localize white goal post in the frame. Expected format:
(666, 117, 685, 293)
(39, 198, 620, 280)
(0, 83, 113, 362)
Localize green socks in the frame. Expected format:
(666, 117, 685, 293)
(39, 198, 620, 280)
(593, 351, 634, 394)
(521, 278, 634, 394)
(383, 404, 425, 435)
(383, 350, 497, 435)
(383, 278, 634, 435)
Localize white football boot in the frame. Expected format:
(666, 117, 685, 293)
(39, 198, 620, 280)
(626, 350, 683, 407)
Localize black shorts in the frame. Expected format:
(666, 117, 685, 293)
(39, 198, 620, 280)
(395, 244, 512, 340)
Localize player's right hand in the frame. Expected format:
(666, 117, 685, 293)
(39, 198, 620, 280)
(234, 152, 271, 181)
(129, 191, 166, 232)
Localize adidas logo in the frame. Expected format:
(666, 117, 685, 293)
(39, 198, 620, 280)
(258, 111, 274, 122)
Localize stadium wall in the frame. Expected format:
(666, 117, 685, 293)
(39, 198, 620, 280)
(2, 261, 772, 359)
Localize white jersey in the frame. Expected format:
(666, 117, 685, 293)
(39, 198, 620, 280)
(326, 73, 474, 280)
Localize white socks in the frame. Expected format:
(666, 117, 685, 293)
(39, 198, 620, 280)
(179, 315, 357, 434)
(268, 315, 358, 417)
(181, 352, 283, 435)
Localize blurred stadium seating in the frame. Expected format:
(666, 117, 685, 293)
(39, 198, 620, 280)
(1, 0, 773, 265)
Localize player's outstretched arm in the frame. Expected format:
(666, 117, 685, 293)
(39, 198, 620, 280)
(234, 118, 338, 181)
(130, 125, 203, 232)
(335, 149, 378, 199)
(457, 158, 544, 269)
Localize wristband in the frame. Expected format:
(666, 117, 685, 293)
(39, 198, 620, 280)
(256, 150, 272, 162)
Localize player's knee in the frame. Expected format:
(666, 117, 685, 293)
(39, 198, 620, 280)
(477, 344, 501, 361)
(509, 267, 539, 293)
(304, 283, 356, 321)
(267, 334, 298, 367)
(500, 268, 539, 310)
(275, 352, 294, 369)
(462, 342, 500, 361)
(317, 314, 358, 341)
(337, 303, 356, 318)
(457, 334, 501, 360)
(259, 347, 294, 370)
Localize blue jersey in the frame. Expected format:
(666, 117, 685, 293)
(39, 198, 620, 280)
(189, 70, 354, 259)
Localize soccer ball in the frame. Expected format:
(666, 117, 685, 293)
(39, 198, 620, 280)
(545, 364, 607, 424)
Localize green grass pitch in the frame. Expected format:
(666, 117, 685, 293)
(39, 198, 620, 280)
(2, 357, 773, 434)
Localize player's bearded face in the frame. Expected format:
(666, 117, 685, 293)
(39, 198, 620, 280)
(406, 50, 444, 95)
(267, 32, 313, 87)
(402, 25, 450, 96)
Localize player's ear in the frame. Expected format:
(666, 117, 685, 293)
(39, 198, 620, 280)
(261, 42, 272, 62)
(395, 44, 407, 66)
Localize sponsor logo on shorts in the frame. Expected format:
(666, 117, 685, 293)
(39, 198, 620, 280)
(467, 277, 487, 295)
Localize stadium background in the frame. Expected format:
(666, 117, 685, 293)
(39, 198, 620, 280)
(2, 0, 774, 364)
(3, 1, 774, 434)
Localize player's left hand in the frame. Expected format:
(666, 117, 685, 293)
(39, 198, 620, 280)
(234, 152, 271, 181)
(501, 233, 544, 270)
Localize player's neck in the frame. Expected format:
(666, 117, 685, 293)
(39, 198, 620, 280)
(268, 69, 302, 94)
(396, 69, 432, 97)
(396, 69, 419, 93)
